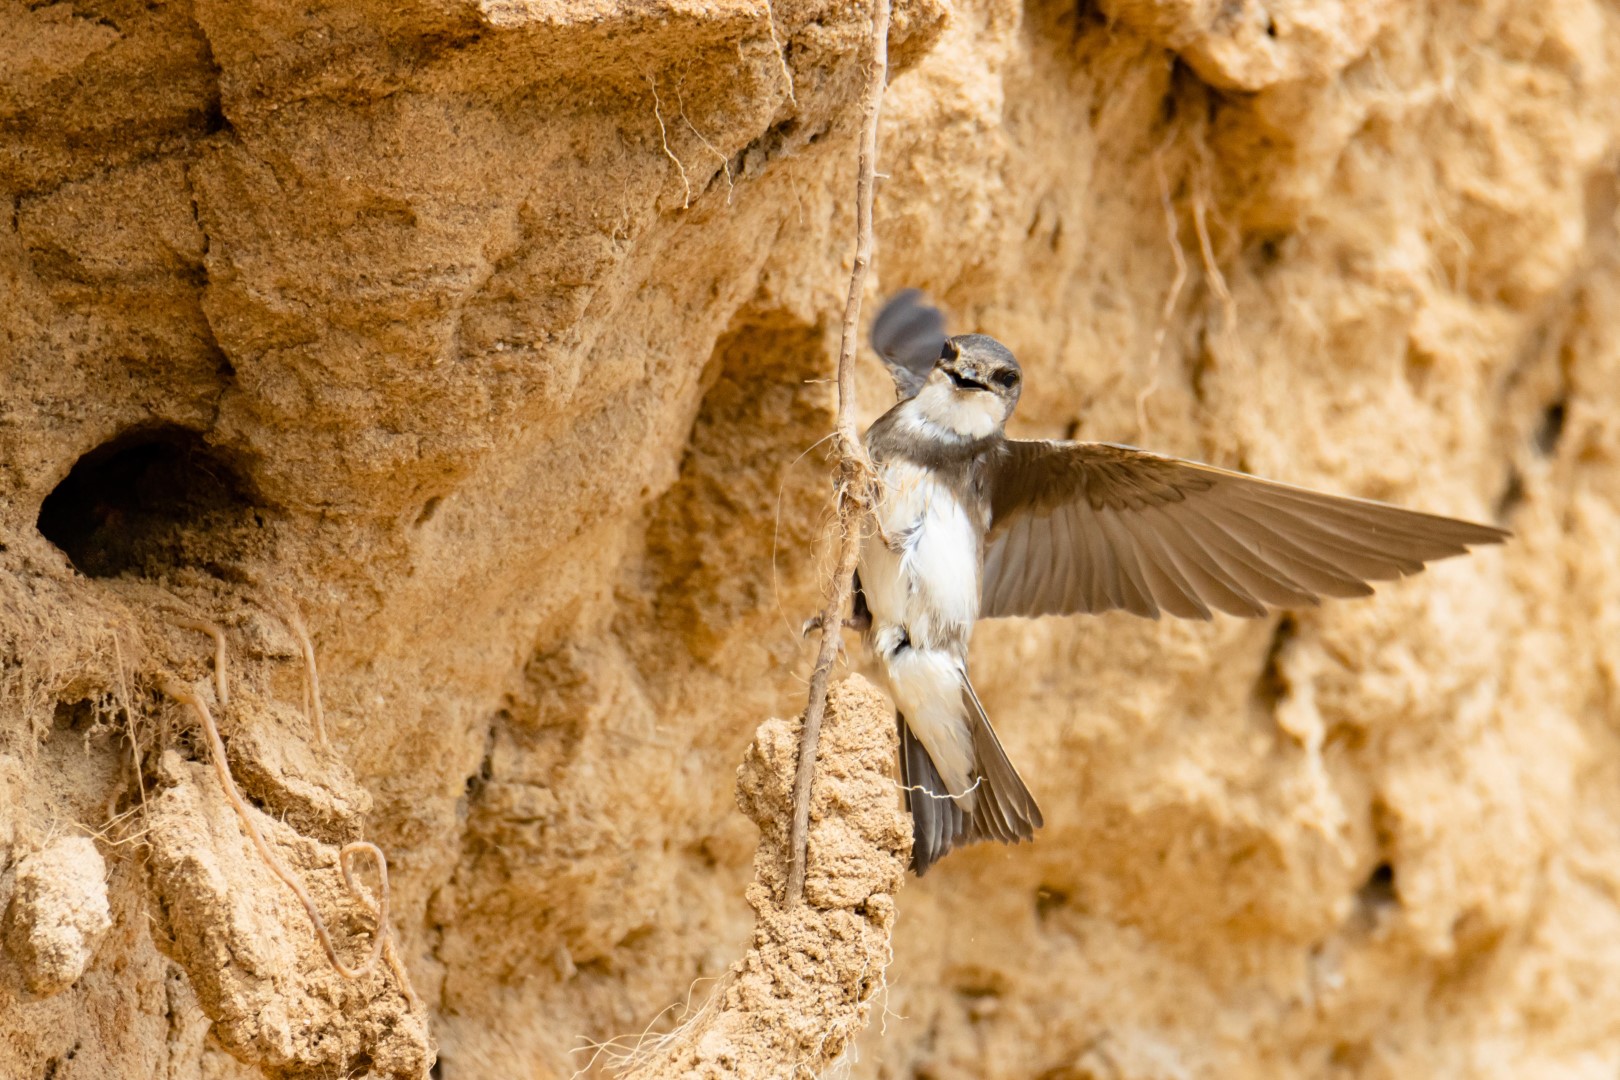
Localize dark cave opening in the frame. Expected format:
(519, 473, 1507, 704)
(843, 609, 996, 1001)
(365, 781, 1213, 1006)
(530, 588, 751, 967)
(37, 425, 259, 579)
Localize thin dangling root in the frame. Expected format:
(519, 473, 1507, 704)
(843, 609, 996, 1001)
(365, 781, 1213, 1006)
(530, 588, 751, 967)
(161, 615, 401, 984)
(171, 618, 229, 708)
(284, 607, 328, 749)
(157, 674, 389, 980)
(786, 0, 889, 908)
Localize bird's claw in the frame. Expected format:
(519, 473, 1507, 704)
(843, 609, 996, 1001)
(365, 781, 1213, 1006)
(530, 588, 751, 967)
(801, 612, 871, 639)
(800, 611, 870, 667)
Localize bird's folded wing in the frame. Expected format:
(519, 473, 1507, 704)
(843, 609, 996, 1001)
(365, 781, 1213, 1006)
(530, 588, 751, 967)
(871, 289, 946, 399)
(980, 440, 1509, 620)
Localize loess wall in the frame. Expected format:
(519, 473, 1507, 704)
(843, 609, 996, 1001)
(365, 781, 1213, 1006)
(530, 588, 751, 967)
(2, 0, 1619, 1076)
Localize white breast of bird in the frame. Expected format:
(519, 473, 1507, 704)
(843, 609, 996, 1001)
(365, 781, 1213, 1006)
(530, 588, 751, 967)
(862, 458, 984, 653)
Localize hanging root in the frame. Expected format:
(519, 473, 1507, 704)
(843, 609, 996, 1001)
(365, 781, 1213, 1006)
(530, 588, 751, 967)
(171, 617, 229, 708)
(160, 613, 395, 983)
(110, 628, 147, 815)
(1137, 141, 1188, 439)
(567, 975, 725, 1078)
(1192, 185, 1235, 336)
(284, 607, 328, 749)
(787, 0, 890, 910)
(677, 80, 735, 205)
(358, 848, 423, 1013)
(761, 0, 797, 105)
(157, 674, 388, 980)
(1190, 134, 1236, 337)
(649, 75, 693, 210)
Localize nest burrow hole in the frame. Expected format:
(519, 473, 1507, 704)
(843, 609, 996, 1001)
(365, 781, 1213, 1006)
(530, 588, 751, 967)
(37, 425, 260, 579)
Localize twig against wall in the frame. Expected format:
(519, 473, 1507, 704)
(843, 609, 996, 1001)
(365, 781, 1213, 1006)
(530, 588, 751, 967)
(786, 0, 890, 907)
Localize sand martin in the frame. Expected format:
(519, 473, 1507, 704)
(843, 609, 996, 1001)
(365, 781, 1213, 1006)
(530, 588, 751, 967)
(855, 290, 1508, 875)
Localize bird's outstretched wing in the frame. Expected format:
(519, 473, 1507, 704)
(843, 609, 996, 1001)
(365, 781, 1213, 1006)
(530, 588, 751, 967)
(870, 289, 946, 400)
(980, 440, 1508, 620)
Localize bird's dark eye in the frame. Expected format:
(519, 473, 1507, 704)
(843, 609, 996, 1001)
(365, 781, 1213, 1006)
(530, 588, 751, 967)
(941, 339, 960, 360)
(993, 370, 1020, 390)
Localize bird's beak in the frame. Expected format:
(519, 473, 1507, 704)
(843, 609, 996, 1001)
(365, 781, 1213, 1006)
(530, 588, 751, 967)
(943, 366, 990, 393)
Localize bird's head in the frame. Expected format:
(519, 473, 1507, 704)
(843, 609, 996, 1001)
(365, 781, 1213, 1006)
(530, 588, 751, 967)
(936, 335, 1022, 405)
(906, 334, 1022, 439)
(870, 291, 1024, 441)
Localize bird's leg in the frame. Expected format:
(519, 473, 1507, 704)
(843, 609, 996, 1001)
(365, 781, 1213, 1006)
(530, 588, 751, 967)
(848, 569, 872, 633)
(799, 613, 870, 637)
(801, 572, 871, 639)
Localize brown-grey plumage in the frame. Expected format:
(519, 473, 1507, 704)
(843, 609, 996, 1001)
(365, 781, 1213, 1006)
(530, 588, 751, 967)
(896, 681, 1044, 873)
(858, 291, 1507, 875)
(981, 441, 1508, 620)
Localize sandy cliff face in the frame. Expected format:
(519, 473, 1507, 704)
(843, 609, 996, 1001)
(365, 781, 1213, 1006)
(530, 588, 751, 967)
(2, 0, 1618, 1076)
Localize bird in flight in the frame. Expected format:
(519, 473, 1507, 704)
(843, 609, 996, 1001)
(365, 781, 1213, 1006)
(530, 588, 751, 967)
(852, 289, 1508, 875)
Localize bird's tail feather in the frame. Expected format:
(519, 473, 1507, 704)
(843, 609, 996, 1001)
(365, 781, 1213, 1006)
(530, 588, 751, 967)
(898, 678, 1043, 875)
(899, 712, 968, 875)
(961, 678, 1044, 847)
